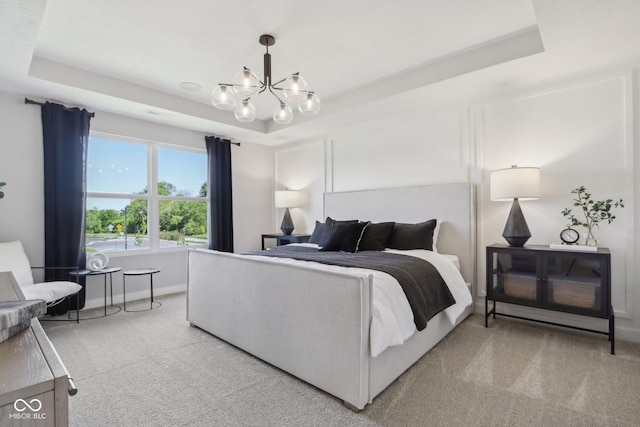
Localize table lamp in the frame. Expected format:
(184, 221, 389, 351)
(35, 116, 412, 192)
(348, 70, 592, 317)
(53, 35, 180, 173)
(275, 190, 301, 235)
(490, 165, 540, 247)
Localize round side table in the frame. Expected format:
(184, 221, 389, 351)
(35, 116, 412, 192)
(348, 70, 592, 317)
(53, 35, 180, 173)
(123, 268, 161, 312)
(69, 266, 122, 317)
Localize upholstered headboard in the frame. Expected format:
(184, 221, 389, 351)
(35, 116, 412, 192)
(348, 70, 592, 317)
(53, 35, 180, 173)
(324, 183, 476, 285)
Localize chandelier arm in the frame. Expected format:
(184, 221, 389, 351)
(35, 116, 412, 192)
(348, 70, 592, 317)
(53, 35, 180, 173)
(270, 77, 287, 88)
(268, 86, 286, 104)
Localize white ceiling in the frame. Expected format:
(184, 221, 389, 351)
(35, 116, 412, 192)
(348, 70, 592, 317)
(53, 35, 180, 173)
(2, 0, 640, 145)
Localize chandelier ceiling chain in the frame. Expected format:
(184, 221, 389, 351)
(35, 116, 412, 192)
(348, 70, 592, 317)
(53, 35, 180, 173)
(211, 34, 321, 124)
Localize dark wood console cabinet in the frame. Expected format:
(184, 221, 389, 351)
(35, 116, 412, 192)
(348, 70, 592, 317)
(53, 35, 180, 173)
(485, 244, 614, 354)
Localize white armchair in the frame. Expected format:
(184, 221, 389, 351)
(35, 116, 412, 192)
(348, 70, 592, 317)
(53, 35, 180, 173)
(0, 240, 82, 322)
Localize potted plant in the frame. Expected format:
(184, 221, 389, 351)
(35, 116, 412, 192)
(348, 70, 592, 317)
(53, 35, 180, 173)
(561, 186, 624, 246)
(0, 181, 5, 199)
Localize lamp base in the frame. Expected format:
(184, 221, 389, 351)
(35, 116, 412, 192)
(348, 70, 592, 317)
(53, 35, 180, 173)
(280, 208, 294, 235)
(502, 198, 531, 247)
(503, 235, 530, 247)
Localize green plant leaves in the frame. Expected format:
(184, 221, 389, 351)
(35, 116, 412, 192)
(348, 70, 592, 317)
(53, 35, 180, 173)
(561, 186, 623, 230)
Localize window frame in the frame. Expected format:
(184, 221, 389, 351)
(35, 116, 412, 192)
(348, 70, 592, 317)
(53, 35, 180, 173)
(87, 132, 208, 254)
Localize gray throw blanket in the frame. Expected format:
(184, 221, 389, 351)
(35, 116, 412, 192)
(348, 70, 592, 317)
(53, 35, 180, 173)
(246, 246, 455, 330)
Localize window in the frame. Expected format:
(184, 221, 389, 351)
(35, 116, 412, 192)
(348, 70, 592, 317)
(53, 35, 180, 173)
(86, 135, 207, 253)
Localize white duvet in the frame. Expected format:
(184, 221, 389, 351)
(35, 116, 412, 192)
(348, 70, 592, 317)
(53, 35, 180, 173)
(246, 244, 472, 357)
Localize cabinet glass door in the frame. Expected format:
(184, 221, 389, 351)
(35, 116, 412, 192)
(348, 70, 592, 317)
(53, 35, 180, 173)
(543, 253, 606, 317)
(489, 250, 539, 303)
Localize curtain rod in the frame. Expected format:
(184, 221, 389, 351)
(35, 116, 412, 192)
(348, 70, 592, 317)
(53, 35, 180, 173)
(208, 135, 240, 146)
(25, 98, 96, 117)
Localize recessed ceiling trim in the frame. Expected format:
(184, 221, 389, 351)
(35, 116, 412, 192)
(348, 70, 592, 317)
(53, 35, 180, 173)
(28, 56, 266, 133)
(265, 26, 545, 133)
(26, 26, 542, 137)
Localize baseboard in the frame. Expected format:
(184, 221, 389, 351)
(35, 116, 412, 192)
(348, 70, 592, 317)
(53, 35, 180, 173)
(83, 283, 186, 310)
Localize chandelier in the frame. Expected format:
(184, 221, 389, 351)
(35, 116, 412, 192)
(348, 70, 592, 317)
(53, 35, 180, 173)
(211, 34, 321, 124)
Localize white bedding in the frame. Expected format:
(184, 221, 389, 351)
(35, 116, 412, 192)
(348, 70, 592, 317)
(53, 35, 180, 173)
(245, 244, 472, 357)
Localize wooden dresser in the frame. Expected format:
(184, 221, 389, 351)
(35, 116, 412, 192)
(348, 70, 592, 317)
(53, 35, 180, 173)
(0, 271, 73, 426)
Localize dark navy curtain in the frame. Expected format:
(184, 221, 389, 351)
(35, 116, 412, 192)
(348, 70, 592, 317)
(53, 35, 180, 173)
(41, 102, 92, 312)
(205, 136, 234, 252)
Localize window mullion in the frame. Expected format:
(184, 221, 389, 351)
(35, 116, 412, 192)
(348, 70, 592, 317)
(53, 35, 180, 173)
(149, 144, 160, 251)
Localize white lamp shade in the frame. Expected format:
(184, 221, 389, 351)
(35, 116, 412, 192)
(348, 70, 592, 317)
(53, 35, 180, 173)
(274, 190, 301, 208)
(490, 166, 540, 201)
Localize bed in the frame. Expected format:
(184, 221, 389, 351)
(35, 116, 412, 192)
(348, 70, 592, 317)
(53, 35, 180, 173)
(187, 183, 475, 410)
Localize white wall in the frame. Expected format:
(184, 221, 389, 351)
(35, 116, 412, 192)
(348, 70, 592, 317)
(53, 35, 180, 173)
(274, 141, 325, 234)
(0, 93, 44, 261)
(274, 68, 640, 343)
(330, 107, 470, 192)
(0, 91, 273, 309)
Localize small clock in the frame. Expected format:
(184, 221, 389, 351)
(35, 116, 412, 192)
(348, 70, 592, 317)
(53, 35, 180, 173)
(560, 228, 580, 244)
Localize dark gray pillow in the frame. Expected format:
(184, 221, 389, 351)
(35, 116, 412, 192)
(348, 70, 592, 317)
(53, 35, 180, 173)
(319, 222, 370, 253)
(308, 220, 325, 244)
(387, 219, 437, 251)
(358, 222, 395, 251)
(318, 216, 358, 248)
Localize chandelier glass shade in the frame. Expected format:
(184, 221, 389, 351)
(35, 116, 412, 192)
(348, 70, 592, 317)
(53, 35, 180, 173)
(211, 85, 236, 110)
(273, 103, 293, 124)
(211, 34, 320, 124)
(234, 100, 257, 122)
(299, 92, 321, 115)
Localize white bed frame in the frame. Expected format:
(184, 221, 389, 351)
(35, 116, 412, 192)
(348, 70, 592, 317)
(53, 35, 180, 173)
(187, 183, 475, 410)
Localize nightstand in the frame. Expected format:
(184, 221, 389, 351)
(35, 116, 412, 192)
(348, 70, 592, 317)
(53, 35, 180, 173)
(485, 244, 614, 354)
(261, 234, 310, 250)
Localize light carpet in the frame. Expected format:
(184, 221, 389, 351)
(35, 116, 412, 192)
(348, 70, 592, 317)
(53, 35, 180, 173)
(42, 292, 640, 426)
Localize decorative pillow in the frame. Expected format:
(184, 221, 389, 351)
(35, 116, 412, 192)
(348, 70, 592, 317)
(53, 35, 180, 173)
(357, 222, 395, 251)
(308, 220, 325, 244)
(387, 219, 438, 251)
(319, 221, 370, 253)
(318, 216, 358, 248)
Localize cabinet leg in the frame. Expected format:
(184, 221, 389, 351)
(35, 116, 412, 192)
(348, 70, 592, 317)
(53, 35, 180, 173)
(485, 295, 488, 327)
(610, 306, 615, 355)
(485, 296, 496, 327)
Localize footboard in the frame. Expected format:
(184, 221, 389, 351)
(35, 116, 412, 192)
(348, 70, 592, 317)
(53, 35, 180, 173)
(187, 248, 374, 409)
